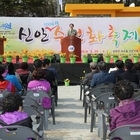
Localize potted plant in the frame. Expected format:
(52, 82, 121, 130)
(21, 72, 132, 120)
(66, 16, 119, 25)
(82, 53, 88, 63)
(60, 52, 66, 63)
(69, 53, 77, 63)
(112, 54, 119, 63)
(122, 54, 128, 63)
(21, 49, 29, 62)
(4, 52, 13, 62)
(91, 54, 98, 62)
(104, 52, 111, 63)
(44, 50, 54, 62)
(133, 54, 139, 63)
(64, 78, 70, 86)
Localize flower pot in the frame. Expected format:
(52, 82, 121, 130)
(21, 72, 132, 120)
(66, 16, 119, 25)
(122, 56, 128, 63)
(92, 57, 98, 62)
(70, 58, 76, 64)
(33, 57, 39, 61)
(0, 57, 3, 62)
(6, 57, 12, 62)
(60, 57, 66, 63)
(113, 56, 119, 63)
(65, 82, 70, 86)
(104, 57, 110, 63)
(82, 57, 88, 63)
(133, 57, 139, 63)
(22, 57, 28, 62)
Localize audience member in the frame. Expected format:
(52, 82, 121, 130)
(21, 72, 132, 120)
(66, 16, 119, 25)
(27, 68, 51, 96)
(82, 62, 98, 85)
(16, 62, 32, 84)
(0, 94, 32, 128)
(134, 62, 140, 82)
(125, 59, 132, 63)
(44, 59, 58, 80)
(117, 61, 139, 85)
(16, 62, 31, 75)
(0, 64, 15, 92)
(90, 61, 115, 88)
(109, 80, 140, 131)
(42, 59, 55, 82)
(110, 60, 124, 81)
(4, 63, 22, 91)
(33, 59, 53, 88)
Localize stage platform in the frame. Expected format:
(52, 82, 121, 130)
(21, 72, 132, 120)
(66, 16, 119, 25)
(14, 61, 115, 85)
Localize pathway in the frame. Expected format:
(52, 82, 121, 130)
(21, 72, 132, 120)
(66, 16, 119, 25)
(44, 85, 99, 140)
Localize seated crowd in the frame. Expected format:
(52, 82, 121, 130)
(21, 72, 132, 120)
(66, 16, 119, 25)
(0, 56, 140, 138)
(0, 58, 57, 138)
(82, 58, 140, 137)
(83, 59, 140, 89)
(0, 58, 57, 95)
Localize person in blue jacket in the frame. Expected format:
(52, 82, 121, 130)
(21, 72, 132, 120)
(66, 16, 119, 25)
(4, 63, 22, 92)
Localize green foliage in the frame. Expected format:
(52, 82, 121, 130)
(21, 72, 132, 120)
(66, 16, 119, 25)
(0, 0, 57, 17)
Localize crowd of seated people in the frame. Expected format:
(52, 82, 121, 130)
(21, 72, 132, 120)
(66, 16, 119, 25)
(0, 59, 58, 138)
(81, 59, 140, 90)
(0, 58, 57, 96)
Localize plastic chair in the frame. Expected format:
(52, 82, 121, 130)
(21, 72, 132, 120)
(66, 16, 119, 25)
(84, 87, 113, 122)
(130, 82, 140, 89)
(109, 125, 140, 140)
(94, 82, 115, 89)
(23, 105, 43, 131)
(133, 89, 140, 99)
(23, 96, 40, 109)
(80, 80, 91, 101)
(83, 83, 114, 107)
(0, 125, 43, 140)
(0, 90, 10, 100)
(90, 92, 119, 136)
(26, 90, 55, 130)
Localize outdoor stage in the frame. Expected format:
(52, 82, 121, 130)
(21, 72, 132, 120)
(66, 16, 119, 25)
(13, 60, 115, 85)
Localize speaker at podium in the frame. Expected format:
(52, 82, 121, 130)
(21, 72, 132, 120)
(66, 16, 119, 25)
(61, 36, 81, 61)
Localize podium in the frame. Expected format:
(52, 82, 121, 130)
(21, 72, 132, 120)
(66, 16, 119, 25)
(61, 36, 81, 61)
(0, 37, 6, 55)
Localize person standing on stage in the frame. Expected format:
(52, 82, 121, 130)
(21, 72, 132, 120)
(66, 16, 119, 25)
(67, 23, 78, 36)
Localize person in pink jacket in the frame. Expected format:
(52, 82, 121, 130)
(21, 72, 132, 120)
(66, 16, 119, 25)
(27, 68, 51, 96)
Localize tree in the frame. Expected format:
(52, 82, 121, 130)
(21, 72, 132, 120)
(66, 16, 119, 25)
(0, 0, 57, 17)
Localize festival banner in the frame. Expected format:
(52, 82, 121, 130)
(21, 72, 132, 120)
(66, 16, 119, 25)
(0, 17, 140, 55)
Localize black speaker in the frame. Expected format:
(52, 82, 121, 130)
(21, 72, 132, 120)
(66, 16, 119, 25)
(16, 56, 19, 63)
(54, 54, 60, 63)
(88, 54, 92, 63)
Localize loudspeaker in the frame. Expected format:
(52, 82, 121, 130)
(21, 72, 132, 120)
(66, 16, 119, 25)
(88, 54, 92, 63)
(54, 54, 60, 63)
(16, 56, 19, 63)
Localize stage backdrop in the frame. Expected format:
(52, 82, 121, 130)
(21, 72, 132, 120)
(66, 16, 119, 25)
(0, 17, 140, 56)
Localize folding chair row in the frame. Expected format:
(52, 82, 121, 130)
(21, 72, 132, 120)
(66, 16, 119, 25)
(84, 88, 114, 123)
(83, 82, 115, 107)
(23, 90, 55, 130)
(89, 92, 119, 137)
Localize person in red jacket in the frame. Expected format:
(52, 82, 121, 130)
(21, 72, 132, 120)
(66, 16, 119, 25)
(0, 64, 15, 93)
